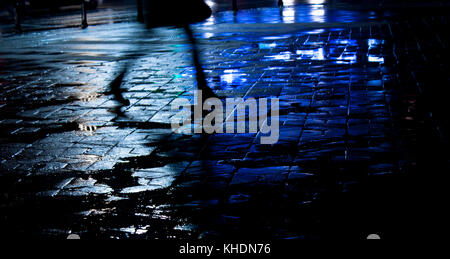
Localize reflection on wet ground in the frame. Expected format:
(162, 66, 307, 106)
(1, 2, 449, 239)
(209, 4, 371, 25)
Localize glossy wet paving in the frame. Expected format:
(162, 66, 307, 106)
(1, 2, 449, 239)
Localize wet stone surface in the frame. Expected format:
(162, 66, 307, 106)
(1, 2, 449, 239)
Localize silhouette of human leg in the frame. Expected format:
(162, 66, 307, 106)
(107, 29, 156, 118)
(232, 0, 238, 13)
(81, 0, 88, 29)
(14, 0, 22, 33)
(109, 69, 130, 106)
(278, 0, 284, 7)
(137, 0, 144, 23)
(108, 68, 130, 119)
(107, 24, 215, 120)
(183, 25, 216, 99)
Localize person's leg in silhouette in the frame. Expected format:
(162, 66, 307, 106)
(108, 26, 216, 118)
(107, 0, 216, 117)
(137, 0, 144, 23)
(14, 0, 24, 33)
(143, 0, 215, 97)
(183, 25, 216, 99)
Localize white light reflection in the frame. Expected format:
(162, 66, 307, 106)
(259, 43, 277, 49)
(221, 69, 248, 85)
(336, 54, 357, 64)
(205, 0, 215, 8)
(368, 56, 385, 63)
(308, 0, 326, 4)
(368, 39, 385, 64)
(203, 32, 215, 39)
(282, 7, 296, 24)
(283, 0, 297, 6)
(368, 39, 384, 49)
(310, 6, 325, 23)
(306, 29, 325, 34)
(266, 51, 293, 61)
(296, 48, 325, 61)
(203, 16, 216, 26)
(308, 0, 326, 23)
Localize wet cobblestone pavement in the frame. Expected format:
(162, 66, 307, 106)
(1, 1, 449, 239)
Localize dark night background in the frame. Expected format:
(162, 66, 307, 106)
(0, 0, 448, 240)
